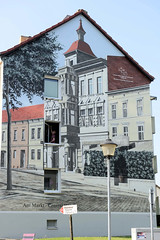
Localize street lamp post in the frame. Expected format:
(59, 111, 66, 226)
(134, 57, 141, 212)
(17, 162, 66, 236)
(100, 133, 117, 240)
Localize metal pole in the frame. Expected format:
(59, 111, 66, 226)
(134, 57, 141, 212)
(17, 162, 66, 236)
(69, 214, 74, 240)
(107, 156, 111, 240)
(149, 187, 154, 240)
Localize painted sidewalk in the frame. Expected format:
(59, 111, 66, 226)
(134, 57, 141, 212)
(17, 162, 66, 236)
(0, 169, 150, 212)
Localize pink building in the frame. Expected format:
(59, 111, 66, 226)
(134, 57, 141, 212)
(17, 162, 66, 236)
(1, 104, 44, 169)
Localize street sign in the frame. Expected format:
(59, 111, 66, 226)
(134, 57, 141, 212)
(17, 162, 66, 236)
(59, 205, 77, 215)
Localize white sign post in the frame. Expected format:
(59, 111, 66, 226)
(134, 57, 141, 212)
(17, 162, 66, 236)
(60, 204, 77, 215)
(149, 187, 154, 240)
(60, 205, 77, 240)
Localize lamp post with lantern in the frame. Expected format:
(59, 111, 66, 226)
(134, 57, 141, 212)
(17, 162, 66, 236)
(100, 132, 117, 240)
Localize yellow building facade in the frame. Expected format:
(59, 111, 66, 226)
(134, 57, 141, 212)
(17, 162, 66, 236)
(108, 85, 155, 151)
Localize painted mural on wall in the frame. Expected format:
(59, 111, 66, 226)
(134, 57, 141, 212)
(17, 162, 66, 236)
(0, 10, 156, 212)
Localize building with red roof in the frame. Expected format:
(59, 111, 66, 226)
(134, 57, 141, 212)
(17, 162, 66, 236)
(1, 104, 44, 169)
(2, 104, 44, 123)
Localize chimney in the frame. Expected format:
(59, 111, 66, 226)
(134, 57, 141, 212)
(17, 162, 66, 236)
(19, 36, 31, 43)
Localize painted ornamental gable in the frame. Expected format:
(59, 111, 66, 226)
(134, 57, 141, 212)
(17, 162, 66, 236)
(107, 56, 151, 91)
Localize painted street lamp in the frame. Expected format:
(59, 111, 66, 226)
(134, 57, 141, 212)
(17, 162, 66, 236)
(100, 133, 117, 240)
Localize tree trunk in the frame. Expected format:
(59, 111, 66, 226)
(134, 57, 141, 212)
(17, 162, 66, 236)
(5, 80, 12, 190)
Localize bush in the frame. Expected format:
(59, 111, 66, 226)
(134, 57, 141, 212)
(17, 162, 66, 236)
(84, 148, 154, 180)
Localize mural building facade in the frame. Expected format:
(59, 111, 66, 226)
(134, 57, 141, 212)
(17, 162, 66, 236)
(0, 9, 157, 212)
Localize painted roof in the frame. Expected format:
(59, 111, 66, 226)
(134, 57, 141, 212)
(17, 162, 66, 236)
(2, 104, 44, 123)
(0, 9, 154, 81)
(107, 56, 151, 91)
(64, 40, 96, 57)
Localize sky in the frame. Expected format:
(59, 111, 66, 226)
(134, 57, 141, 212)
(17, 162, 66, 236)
(0, 0, 160, 185)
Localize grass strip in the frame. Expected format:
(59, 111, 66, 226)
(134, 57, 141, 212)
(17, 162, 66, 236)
(36, 237, 131, 240)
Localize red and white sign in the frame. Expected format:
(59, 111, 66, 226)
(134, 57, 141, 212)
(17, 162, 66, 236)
(59, 205, 77, 215)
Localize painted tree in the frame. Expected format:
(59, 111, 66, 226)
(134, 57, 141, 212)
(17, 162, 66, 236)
(1, 32, 62, 190)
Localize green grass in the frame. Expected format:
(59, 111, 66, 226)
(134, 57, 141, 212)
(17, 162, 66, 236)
(37, 237, 131, 240)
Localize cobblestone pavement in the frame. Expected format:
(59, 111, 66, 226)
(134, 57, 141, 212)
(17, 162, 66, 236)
(0, 168, 150, 212)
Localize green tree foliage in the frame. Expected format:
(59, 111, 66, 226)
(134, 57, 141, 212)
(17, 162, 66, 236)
(1, 32, 62, 190)
(2, 33, 62, 108)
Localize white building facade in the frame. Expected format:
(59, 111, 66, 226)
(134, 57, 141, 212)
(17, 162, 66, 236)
(44, 19, 155, 176)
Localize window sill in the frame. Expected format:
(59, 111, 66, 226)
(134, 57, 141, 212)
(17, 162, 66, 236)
(47, 227, 58, 230)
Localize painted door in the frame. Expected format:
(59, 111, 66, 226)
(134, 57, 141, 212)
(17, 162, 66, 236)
(20, 150, 25, 168)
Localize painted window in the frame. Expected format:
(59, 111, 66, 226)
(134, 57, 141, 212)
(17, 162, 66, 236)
(123, 102, 127, 118)
(37, 128, 41, 139)
(80, 109, 85, 116)
(97, 106, 103, 115)
(97, 76, 102, 94)
(70, 110, 75, 125)
(70, 81, 75, 95)
(22, 129, 25, 140)
(112, 127, 117, 137)
(13, 150, 16, 158)
(88, 108, 93, 116)
(37, 149, 41, 160)
(44, 77, 59, 99)
(31, 149, 35, 160)
(1, 151, 6, 167)
(88, 78, 93, 95)
(123, 126, 128, 136)
(137, 99, 143, 116)
(14, 130, 17, 141)
(80, 109, 85, 126)
(138, 125, 144, 140)
(2, 131, 5, 142)
(70, 60, 73, 66)
(112, 104, 116, 119)
(81, 80, 84, 96)
(31, 128, 35, 139)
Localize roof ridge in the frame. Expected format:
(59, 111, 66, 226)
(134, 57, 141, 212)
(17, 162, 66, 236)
(0, 10, 87, 56)
(2, 104, 44, 122)
(0, 9, 154, 81)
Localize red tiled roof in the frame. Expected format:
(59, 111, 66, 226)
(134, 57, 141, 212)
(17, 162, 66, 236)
(2, 104, 44, 123)
(0, 9, 154, 81)
(64, 40, 96, 57)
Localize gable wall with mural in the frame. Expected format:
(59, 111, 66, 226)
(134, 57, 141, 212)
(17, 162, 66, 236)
(0, 11, 157, 213)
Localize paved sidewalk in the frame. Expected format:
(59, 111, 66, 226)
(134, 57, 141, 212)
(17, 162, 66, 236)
(0, 168, 150, 212)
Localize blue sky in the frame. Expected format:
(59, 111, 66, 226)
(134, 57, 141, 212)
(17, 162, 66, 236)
(0, 0, 160, 185)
